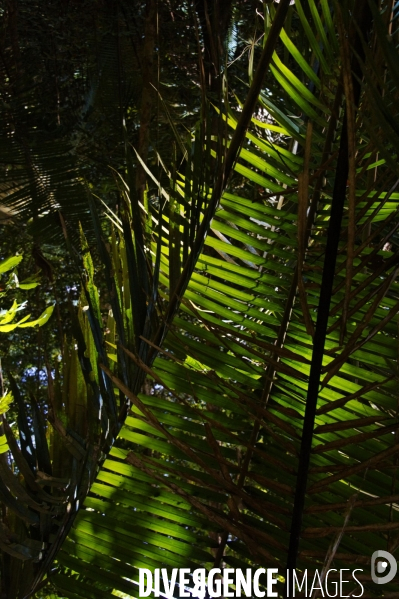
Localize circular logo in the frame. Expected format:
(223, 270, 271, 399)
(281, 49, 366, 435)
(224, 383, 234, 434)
(371, 550, 397, 585)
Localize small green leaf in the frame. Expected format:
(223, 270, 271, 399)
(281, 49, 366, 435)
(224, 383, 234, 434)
(0, 391, 13, 415)
(0, 300, 21, 325)
(18, 304, 55, 328)
(0, 434, 9, 455)
(19, 273, 41, 290)
(0, 255, 23, 274)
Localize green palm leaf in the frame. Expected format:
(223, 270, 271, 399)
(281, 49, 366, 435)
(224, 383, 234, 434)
(16, 1, 399, 598)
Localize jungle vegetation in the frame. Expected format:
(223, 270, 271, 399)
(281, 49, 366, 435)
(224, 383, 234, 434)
(1, 0, 399, 598)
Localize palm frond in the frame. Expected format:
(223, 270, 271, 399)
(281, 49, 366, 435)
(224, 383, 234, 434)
(18, 1, 399, 597)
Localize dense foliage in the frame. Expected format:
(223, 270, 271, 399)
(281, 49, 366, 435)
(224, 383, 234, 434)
(1, 0, 399, 598)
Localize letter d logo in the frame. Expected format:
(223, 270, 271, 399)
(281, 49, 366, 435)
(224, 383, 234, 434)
(371, 550, 397, 584)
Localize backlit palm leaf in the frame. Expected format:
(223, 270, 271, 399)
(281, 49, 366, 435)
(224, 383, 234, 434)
(21, 1, 399, 597)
